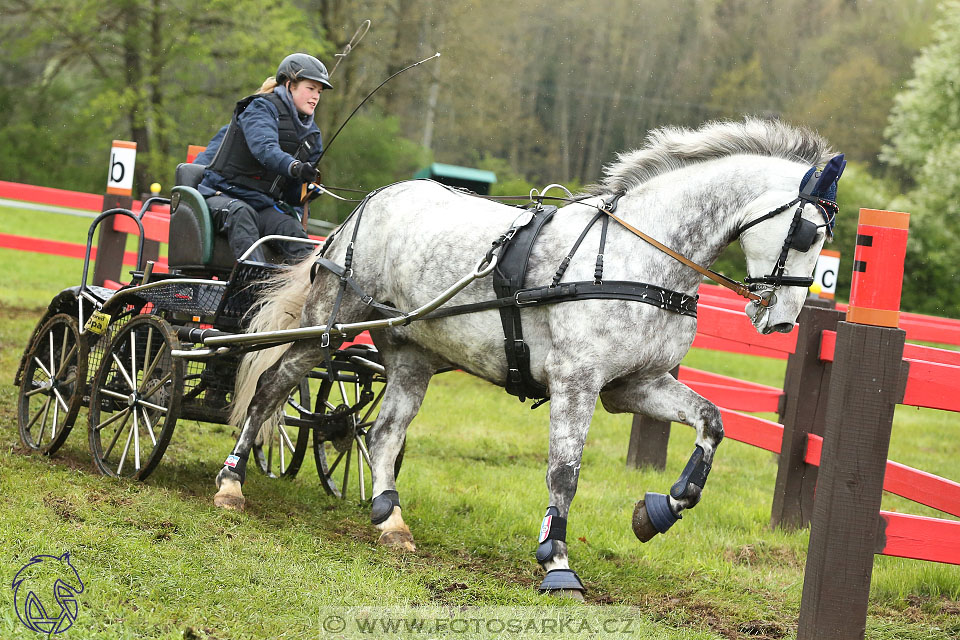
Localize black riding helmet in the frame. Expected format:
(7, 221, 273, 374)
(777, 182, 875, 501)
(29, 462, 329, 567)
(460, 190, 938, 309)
(276, 53, 333, 90)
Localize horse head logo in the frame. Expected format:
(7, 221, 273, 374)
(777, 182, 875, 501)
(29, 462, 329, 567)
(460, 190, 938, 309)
(12, 552, 84, 636)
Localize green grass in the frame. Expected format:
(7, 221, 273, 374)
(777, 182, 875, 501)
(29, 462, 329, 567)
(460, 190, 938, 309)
(1, 205, 958, 639)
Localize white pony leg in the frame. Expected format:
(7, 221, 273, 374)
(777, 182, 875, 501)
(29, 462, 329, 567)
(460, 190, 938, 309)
(601, 372, 724, 540)
(535, 369, 602, 598)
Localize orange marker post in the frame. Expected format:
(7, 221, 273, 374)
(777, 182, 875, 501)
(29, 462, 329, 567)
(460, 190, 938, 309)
(846, 209, 910, 327)
(186, 145, 207, 163)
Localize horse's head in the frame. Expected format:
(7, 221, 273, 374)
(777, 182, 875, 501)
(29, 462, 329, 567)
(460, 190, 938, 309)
(738, 154, 845, 334)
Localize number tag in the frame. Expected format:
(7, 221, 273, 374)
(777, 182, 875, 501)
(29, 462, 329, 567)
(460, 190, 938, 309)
(84, 310, 110, 335)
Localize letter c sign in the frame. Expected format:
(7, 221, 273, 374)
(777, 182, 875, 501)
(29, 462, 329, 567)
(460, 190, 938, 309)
(812, 250, 841, 300)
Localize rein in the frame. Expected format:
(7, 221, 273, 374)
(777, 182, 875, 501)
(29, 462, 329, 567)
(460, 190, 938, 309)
(474, 191, 774, 308)
(595, 202, 769, 306)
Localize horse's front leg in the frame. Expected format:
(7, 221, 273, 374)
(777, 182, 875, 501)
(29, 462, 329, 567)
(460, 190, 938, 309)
(535, 369, 603, 599)
(600, 371, 724, 541)
(214, 340, 324, 510)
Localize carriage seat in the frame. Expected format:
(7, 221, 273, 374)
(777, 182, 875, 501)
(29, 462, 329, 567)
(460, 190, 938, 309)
(167, 163, 236, 275)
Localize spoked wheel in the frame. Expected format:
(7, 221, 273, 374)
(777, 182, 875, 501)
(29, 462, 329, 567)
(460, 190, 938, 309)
(252, 378, 311, 478)
(313, 349, 403, 500)
(17, 314, 87, 454)
(88, 315, 183, 480)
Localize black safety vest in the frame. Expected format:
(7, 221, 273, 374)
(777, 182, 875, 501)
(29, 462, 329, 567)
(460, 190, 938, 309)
(206, 92, 319, 198)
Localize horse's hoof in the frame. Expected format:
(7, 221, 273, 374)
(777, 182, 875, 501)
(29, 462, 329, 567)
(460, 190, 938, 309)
(378, 529, 416, 552)
(633, 492, 680, 541)
(539, 569, 585, 598)
(214, 479, 245, 511)
(632, 499, 659, 542)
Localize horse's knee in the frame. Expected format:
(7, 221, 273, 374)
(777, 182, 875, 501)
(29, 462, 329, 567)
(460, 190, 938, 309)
(545, 462, 580, 513)
(699, 403, 724, 449)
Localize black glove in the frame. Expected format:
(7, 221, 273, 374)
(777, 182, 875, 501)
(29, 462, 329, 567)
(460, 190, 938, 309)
(289, 160, 319, 184)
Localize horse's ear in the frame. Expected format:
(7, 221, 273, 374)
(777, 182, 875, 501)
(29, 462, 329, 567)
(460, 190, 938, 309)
(59, 552, 71, 563)
(813, 154, 846, 198)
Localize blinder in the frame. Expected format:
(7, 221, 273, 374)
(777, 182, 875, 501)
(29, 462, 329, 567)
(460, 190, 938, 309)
(789, 215, 820, 253)
(739, 154, 845, 296)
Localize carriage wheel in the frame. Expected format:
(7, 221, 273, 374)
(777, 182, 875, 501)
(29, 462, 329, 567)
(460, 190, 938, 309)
(17, 314, 87, 455)
(312, 355, 403, 500)
(252, 378, 311, 478)
(87, 315, 183, 480)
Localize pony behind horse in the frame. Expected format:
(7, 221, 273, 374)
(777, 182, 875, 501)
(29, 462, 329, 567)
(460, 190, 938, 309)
(218, 118, 843, 596)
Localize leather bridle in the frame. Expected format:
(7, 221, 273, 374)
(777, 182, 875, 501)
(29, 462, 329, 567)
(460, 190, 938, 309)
(599, 161, 841, 315)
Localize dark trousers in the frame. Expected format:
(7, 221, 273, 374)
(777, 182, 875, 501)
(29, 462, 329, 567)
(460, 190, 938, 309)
(207, 195, 314, 263)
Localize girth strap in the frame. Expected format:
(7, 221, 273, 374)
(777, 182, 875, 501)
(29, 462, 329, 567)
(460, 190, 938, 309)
(492, 206, 557, 401)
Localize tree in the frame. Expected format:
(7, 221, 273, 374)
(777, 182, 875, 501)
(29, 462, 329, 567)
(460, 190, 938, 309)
(0, 0, 328, 194)
(882, 1, 960, 317)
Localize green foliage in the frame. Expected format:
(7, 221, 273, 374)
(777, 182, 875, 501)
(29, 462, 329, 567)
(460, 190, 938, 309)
(479, 155, 584, 202)
(883, 2, 960, 174)
(794, 53, 899, 165)
(882, 1, 960, 317)
(0, 0, 330, 194)
(311, 113, 432, 224)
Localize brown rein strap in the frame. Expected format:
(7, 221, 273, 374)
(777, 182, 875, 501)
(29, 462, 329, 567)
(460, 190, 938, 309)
(597, 205, 769, 307)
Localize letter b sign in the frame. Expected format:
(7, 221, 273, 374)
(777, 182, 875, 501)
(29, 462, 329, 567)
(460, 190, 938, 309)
(107, 140, 137, 196)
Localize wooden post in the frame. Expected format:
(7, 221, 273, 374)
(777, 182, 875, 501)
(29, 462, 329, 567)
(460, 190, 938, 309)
(626, 414, 670, 470)
(796, 321, 905, 640)
(798, 208, 910, 640)
(92, 193, 133, 286)
(625, 366, 677, 470)
(770, 304, 843, 530)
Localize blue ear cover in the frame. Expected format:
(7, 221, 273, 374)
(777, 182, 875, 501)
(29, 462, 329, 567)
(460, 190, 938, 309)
(814, 153, 845, 201)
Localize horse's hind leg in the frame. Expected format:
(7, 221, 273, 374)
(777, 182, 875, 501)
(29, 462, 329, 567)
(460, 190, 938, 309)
(365, 345, 435, 552)
(600, 371, 724, 541)
(214, 339, 326, 509)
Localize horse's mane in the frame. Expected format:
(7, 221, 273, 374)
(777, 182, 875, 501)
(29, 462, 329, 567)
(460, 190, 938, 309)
(589, 117, 834, 195)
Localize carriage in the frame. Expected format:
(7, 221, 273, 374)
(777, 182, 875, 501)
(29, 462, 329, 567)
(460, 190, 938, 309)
(13, 162, 390, 498)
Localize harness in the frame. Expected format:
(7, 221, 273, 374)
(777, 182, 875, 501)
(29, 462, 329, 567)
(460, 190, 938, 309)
(312, 187, 698, 403)
(431, 194, 697, 402)
(309, 155, 843, 405)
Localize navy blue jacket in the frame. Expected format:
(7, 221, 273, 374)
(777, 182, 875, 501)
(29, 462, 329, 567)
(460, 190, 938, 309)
(198, 94, 322, 212)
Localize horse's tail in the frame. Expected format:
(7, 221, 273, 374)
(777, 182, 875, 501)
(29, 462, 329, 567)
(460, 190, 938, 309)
(229, 256, 317, 431)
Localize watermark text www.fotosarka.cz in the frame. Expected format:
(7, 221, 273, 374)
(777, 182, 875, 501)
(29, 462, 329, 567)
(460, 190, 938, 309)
(319, 606, 650, 639)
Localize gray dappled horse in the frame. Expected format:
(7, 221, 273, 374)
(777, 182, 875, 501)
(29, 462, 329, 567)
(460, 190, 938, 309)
(217, 118, 843, 596)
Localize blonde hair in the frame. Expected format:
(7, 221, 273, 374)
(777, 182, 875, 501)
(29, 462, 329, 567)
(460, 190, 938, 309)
(256, 77, 279, 94)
